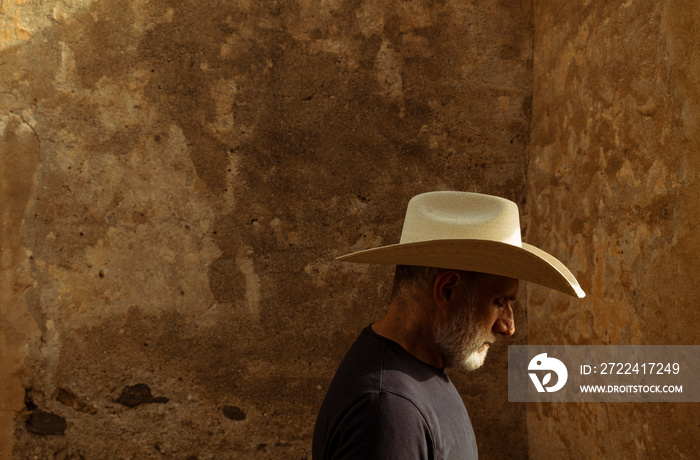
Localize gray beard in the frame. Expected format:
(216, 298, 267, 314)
(433, 290, 495, 370)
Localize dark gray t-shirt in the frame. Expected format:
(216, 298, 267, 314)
(312, 326, 478, 459)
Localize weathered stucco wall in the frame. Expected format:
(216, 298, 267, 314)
(528, 0, 700, 458)
(1, 0, 533, 458)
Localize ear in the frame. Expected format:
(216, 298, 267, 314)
(433, 270, 463, 315)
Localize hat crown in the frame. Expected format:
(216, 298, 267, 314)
(399, 192, 522, 246)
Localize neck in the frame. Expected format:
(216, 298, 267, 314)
(372, 296, 444, 368)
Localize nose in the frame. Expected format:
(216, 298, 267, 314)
(493, 305, 515, 336)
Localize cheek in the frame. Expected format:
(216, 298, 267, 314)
(475, 304, 498, 328)
(469, 312, 496, 338)
(485, 314, 498, 333)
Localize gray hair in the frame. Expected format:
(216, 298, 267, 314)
(390, 265, 444, 303)
(390, 265, 480, 304)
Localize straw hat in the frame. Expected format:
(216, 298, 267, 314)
(337, 191, 585, 298)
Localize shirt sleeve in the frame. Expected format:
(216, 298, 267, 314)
(327, 391, 434, 460)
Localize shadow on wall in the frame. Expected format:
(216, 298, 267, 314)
(2, 0, 533, 458)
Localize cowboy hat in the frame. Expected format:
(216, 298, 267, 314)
(337, 191, 585, 298)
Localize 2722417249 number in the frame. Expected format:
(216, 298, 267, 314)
(598, 362, 680, 375)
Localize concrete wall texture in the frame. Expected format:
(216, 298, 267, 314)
(1, 0, 531, 459)
(526, 0, 700, 458)
(0, 0, 697, 459)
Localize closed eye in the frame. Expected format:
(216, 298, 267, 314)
(495, 296, 516, 308)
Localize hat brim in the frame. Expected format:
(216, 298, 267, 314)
(336, 239, 585, 298)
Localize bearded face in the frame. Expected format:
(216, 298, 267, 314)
(432, 287, 496, 370)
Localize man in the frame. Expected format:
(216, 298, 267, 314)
(312, 191, 584, 459)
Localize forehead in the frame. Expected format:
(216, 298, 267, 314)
(472, 273, 520, 297)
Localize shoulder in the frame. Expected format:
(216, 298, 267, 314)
(313, 328, 475, 459)
(326, 391, 434, 460)
(347, 390, 431, 428)
(314, 328, 437, 459)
